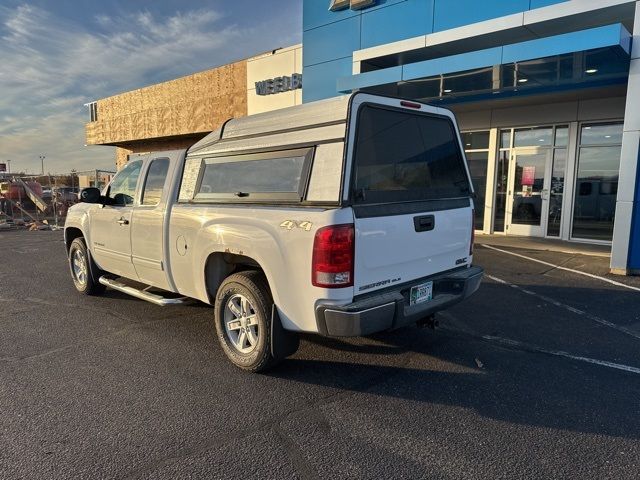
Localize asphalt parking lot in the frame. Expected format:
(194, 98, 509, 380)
(2, 230, 640, 479)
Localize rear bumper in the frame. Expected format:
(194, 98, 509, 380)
(315, 266, 483, 337)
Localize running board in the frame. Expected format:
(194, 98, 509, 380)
(98, 276, 186, 306)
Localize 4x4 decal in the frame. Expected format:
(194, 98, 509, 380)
(280, 220, 313, 232)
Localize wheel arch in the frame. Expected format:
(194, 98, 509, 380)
(204, 251, 270, 304)
(64, 227, 84, 253)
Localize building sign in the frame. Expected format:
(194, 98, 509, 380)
(255, 73, 302, 96)
(329, 0, 376, 11)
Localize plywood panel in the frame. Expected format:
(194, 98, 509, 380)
(86, 60, 248, 145)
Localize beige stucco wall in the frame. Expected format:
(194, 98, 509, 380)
(247, 45, 303, 115)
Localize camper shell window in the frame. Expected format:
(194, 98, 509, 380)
(193, 148, 314, 203)
(351, 104, 471, 205)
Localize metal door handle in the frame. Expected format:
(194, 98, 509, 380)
(117, 218, 129, 225)
(414, 215, 435, 232)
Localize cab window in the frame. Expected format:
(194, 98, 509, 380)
(108, 160, 143, 206)
(141, 158, 170, 206)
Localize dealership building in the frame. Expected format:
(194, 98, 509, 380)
(86, 0, 640, 274)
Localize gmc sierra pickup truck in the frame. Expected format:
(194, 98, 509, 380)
(64, 93, 483, 372)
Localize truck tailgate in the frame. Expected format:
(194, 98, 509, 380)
(354, 205, 472, 294)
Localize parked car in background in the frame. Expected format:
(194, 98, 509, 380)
(53, 187, 79, 203)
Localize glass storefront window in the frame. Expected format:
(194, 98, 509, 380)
(572, 123, 622, 241)
(494, 150, 509, 232)
(378, 47, 629, 104)
(580, 124, 623, 145)
(500, 130, 511, 149)
(514, 127, 553, 147)
(547, 149, 567, 237)
(463, 130, 490, 231)
(442, 68, 494, 97)
(462, 131, 489, 150)
(554, 127, 569, 147)
(466, 151, 488, 230)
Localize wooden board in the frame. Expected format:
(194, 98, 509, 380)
(86, 60, 248, 147)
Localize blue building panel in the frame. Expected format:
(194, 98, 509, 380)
(303, 0, 406, 31)
(361, 0, 434, 49)
(336, 25, 630, 94)
(337, 65, 403, 92)
(402, 47, 502, 82)
(303, 57, 354, 103)
(303, 15, 361, 67)
(501, 24, 631, 64)
(432, 0, 530, 32)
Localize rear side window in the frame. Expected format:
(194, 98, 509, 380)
(195, 148, 313, 202)
(141, 158, 170, 206)
(352, 105, 471, 204)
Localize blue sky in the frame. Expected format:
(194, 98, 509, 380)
(0, 1, 302, 173)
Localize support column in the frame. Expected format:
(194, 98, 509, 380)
(484, 128, 498, 234)
(611, 1, 640, 275)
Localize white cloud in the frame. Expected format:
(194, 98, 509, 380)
(0, 3, 300, 174)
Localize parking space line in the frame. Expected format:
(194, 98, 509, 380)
(481, 335, 640, 375)
(484, 273, 640, 341)
(481, 244, 640, 293)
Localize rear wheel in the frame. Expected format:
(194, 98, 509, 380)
(214, 271, 282, 372)
(68, 237, 106, 295)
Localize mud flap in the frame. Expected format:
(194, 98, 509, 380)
(86, 247, 102, 284)
(270, 304, 299, 360)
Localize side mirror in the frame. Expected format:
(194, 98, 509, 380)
(79, 187, 101, 203)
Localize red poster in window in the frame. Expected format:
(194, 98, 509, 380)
(522, 166, 536, 186)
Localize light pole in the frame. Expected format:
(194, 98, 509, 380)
(71, 169, 76, 191)
(6, 160, 10, 174)
(39, 155, 45, 175)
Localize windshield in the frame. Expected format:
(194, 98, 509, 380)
(352, 105, 471, 204)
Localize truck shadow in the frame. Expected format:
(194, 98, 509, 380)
(270, 326, 640, 440)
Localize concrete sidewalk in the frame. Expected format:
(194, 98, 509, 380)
(476, 234, 611, 258)
(475, 234, 640, 287)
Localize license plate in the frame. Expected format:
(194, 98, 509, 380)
(410, 281, 433, 306)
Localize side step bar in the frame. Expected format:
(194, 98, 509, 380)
(99, 276, 187, 306)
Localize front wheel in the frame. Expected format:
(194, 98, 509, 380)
(68, 237, 106, 295)
(214, 271, 283, 372)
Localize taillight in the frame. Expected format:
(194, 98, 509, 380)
(312, 224, 354, 288)
(470, 209, 475, 256)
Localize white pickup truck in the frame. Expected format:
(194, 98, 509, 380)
(65, 93, 483, 372)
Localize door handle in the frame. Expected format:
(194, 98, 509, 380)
(414, 215, 435, 232)
(117, 218, 129, 225)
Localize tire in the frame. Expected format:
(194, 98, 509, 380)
(214, 271, 281, 372)
(68, 237, 106, 296)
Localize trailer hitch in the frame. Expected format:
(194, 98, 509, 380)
(417, 315, 439, 330)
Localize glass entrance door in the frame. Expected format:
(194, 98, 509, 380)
(506, 148, 552, 237)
